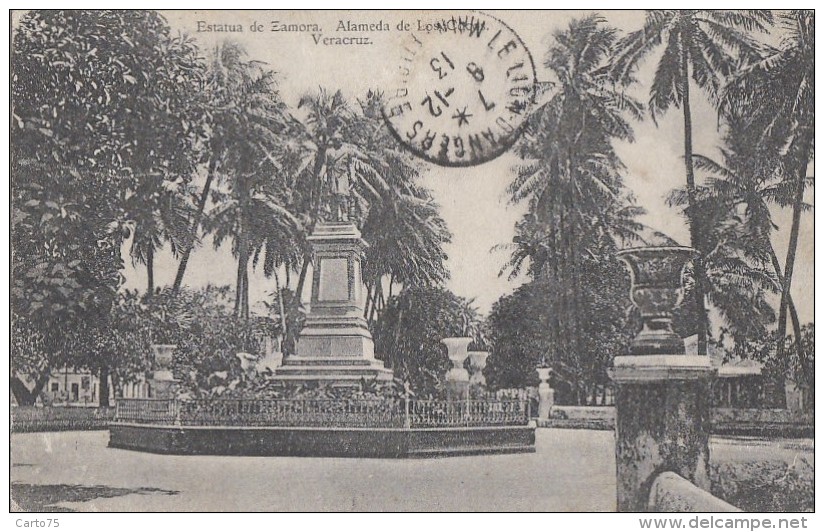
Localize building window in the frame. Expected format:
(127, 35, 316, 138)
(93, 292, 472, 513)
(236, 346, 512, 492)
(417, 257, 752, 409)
(51, 383, 59, 392)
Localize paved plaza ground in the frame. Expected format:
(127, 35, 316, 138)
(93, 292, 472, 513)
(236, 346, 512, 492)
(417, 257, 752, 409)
(11, 429, 813, 512)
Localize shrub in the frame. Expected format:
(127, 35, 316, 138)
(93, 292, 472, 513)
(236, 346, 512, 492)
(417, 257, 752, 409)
(710, 458, 814, 512)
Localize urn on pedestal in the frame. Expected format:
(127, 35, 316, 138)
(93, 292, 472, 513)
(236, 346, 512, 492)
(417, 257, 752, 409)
(441, 337, 472, 398)
(616, 246, 697, 355)
(149, 344, 178, 398)
(536, 367, 554, 420)
(467, 351, 489, 386)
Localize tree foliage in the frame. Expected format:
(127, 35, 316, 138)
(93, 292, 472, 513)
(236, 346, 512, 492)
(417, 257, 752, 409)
(372, 287, 482, 397)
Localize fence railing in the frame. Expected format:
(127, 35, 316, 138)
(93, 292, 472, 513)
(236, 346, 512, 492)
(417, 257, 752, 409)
(408, 399, 530, 427)
(114, 397, 531, 428)
(178, 398, 405, 428)
(12, 406, 116, 433)
(114, 398, 180, 425)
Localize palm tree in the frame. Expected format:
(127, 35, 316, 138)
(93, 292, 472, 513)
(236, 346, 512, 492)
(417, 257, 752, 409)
(361, 187, 451, 323)
(668, 181, 780, 346)
(689, 111, 807, 353)
(504, 15, 645, 403)
(204, 167, 302, 319)
(126, 175, 192, 297)
(720, 10, 814, 361)
(172, 41, 292, 293)
(612, 9, 772, 355)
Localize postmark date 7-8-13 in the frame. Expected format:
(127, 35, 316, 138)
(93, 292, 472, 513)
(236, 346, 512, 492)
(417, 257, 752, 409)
(383, 12, 537, 167)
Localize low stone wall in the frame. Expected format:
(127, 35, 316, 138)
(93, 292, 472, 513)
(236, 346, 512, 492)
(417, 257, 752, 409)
(109, 423, 536, 458)
(537, 406, 614, 430)
(649, 472, 741, 512)
(712, 408, 813, 437)
(536, 406, 812, 436)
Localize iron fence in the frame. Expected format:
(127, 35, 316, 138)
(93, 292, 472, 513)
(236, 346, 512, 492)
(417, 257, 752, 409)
(114, 397, 531, 428)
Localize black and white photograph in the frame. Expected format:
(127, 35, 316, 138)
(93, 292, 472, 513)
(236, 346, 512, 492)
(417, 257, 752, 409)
(8, 8, 815, 515)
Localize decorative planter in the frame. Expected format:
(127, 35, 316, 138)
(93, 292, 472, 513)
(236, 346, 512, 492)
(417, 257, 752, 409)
(467, 351, 489, 386)
(150, 344, 177, 381)
(616, 246, 697, 355)
(441, 337, 472, 383)
(149, 344, 178, 399)
(536, 367, 552, 386)
(536, 367, 554, 420)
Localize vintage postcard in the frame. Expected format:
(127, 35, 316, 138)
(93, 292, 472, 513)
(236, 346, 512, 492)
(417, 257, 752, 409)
(9, 9, 814, 515)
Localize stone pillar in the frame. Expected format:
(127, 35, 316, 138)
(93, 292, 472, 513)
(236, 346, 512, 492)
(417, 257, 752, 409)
(536, 367, 554, 420)
(612, 247, 715, 512)
(442, 337, 472, 400)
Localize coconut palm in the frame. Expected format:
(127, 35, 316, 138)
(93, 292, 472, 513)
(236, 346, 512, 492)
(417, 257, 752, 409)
(126, 175, 193, 296)
(688, 112, 808, 353)
(611, 9, 773, 355)
(503, 16, 646, 402)
(172, 41, 292, 293)
(204, 169, 302, 319)
(720, 10, 814, 361)
(361, 186, 451, 323)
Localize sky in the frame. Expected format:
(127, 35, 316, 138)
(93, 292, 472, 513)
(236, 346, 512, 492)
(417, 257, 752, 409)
(116, 10, 814, 322)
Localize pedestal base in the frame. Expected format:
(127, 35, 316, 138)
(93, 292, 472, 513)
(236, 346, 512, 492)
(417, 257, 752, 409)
(612, 355, 715, 512)
(148, 379, 178, 399)
(270, 356, 393, 385)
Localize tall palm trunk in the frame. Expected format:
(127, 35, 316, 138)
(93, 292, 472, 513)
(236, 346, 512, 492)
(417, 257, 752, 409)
(768, 244, 803, 355)
(242, 266, 250, 319)
(173, 155, 219, 293)
(776, 136, 812, 360)
(273, 269, 287, 337)
(146, 244, 154, 298)
(680, 45, 709, 356)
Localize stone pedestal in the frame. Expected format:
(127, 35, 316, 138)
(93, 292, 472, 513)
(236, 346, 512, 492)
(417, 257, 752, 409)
(536, 367, 554, 420)
(613, 356, 714, 512)
(612, 246, 713, 512)
(272, 222, 392, 384)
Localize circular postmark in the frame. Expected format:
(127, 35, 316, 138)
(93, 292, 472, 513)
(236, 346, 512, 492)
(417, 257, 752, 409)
(382, 11, 537, 167)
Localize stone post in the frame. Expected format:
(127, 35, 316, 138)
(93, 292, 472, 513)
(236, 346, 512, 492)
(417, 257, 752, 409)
(612, 247, 715, 512)
(536, 367, 554, 420)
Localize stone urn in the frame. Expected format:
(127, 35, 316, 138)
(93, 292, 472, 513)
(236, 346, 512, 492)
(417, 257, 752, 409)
(616, 246, 697, 355)
(467, 351, 489, 386)
(149, 344, 177, 398)
(441, 337, 472, 383)
(150, 344, 177, 381)
(536, 367, 554, 420)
